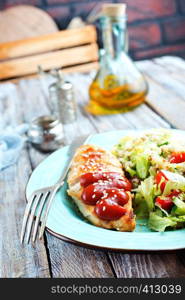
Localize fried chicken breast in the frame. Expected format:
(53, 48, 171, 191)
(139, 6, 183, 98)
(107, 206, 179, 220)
(67, 144, 135, 232)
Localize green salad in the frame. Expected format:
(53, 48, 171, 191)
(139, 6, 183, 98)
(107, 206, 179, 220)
(113, 129, 185, 232)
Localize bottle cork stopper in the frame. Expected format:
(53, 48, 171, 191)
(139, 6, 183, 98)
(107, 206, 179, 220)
(102, 3, 126, 17)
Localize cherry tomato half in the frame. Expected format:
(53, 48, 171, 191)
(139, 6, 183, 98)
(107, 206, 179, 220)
(94, 198, 127, 220)
(170, 152, 185, 164)
(155, 171, 168, 192)
(80, 172, 122, 188)
(155, 196, 174, 211)
(169, 190, 181, 198)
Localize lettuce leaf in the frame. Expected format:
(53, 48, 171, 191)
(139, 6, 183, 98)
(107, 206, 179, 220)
(126, 167, 136, 177)
(136, 176, 156, 211)
(136, 155, 149, 179)
(148, 211, 185, 232)
(170, 215, 185, 222)
(155, 202, 169, 216)
(173, 198, 185, 215)
(162, 171, 185, 196)
(148, 212, 177, 232)
(134, 192, 149, 218)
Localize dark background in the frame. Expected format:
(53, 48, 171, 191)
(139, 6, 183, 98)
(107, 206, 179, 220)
(1, 0, 185, 60)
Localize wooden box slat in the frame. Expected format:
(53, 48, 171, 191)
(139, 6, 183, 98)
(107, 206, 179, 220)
(0, 25, 97, 60)
(0, 43, 99, 79)
(63, 61, 99, 73)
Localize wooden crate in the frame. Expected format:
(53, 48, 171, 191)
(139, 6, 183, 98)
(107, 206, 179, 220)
(0, 25, 99, 80)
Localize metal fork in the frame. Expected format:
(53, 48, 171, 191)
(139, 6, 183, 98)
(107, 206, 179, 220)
(20, 134, 91, 244)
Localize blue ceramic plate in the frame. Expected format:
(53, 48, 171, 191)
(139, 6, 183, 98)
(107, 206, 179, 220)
(26, 130, 185, 251)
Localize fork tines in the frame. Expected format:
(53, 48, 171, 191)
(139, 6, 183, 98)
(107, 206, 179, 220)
(20, 189, 50, 244)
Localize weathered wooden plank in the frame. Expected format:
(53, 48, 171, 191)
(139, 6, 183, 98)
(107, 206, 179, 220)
(18, 77, 115, 278)
(0, 83, 50, 277)
(108, 252, 185, 278)
(153, 62, 185, 92)
(145, 77, 185, 130)
(121, 103, 169, 129)
(138, 59, 185, 100)
(45, 234, 114, 278)
(136, 61, 185, 129)
(154, 56, 185, 74)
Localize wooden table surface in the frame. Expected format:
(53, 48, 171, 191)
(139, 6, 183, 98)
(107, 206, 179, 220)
(1, 55, 185, 278)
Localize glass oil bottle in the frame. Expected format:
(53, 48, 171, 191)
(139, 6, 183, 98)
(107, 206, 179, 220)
(86, 3, 148, 115)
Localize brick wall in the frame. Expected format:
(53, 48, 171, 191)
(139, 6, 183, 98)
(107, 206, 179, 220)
(1, 0, 185, 60)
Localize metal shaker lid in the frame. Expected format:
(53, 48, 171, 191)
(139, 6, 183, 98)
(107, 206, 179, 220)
(59, 81, 73, 93)
(34, 115, 59, 129)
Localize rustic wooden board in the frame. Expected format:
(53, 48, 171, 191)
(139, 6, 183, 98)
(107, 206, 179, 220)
(0, 5, 58, 44)
(0, 56, 185, 278)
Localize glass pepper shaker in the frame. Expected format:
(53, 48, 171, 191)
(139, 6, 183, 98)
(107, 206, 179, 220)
(86, 3, 148, 115)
